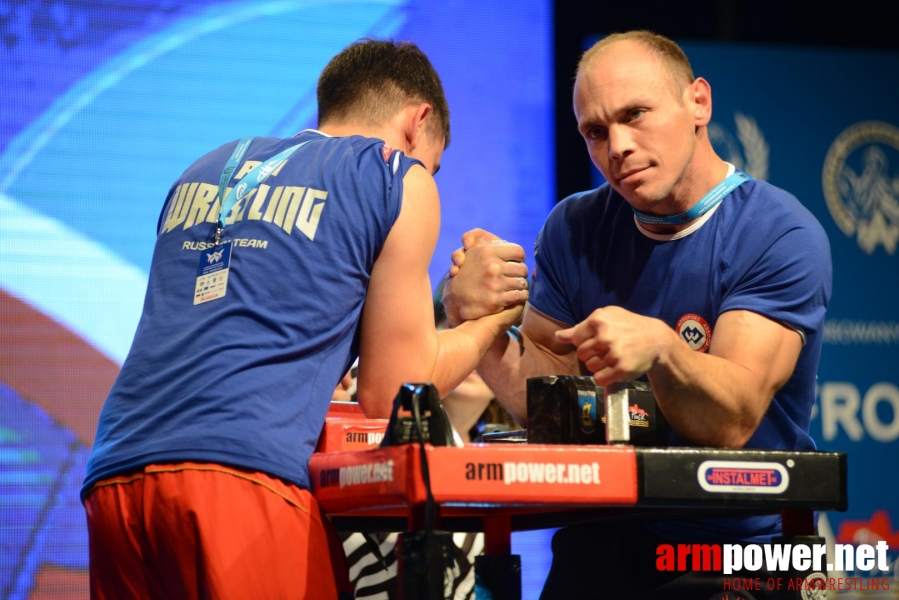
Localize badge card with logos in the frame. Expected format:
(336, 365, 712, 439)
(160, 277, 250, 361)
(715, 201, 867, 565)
(194, 241, 233, 305)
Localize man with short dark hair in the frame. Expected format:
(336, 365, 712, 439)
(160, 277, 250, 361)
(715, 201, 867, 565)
(444, 30, 832, 598)
(82, 39, 524, 599)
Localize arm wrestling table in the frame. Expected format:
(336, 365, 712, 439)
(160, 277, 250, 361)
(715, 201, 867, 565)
(310, 390, 847, 599)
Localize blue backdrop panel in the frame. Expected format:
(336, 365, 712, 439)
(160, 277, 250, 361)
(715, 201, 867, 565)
(679, 44, 898, 569)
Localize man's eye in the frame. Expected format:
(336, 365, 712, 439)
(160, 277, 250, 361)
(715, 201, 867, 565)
(588, 127, 608, 140)
(627, 109, 645, 121)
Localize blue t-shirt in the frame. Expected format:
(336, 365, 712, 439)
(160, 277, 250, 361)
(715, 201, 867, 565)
(84, 130, 420, 494)
(530, 177, 832, 542)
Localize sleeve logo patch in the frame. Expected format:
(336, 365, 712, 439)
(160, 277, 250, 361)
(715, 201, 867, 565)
(676, 313, 712, 352)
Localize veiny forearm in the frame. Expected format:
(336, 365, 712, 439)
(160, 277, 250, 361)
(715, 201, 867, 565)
(476, 328, 579, 426)
(648, 332, 768, 448)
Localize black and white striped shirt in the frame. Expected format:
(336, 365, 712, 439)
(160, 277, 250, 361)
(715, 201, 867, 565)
(341, 531, 483, 599)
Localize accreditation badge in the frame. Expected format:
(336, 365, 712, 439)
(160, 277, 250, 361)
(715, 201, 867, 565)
(194, 241, 233, 305)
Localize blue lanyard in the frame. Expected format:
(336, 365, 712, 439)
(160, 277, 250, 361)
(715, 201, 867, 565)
(214, 136, 311, 243)
(632, 171, 753, 226)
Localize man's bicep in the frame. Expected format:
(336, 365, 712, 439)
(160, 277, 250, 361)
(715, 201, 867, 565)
(519, 304, 581, 374)
(709, 309, 803, 401)
(356, 166, 440, 416)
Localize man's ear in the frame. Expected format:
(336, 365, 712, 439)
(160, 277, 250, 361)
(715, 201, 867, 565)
(689, 77, 713, 127)
(404, 103, 432, 151)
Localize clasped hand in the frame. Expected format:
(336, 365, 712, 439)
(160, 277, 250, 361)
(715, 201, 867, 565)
(442, 228, 530, 326)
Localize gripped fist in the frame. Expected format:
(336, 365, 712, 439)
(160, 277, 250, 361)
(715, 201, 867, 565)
(442, 229, 529, 326)
(555, 306, 674, 386)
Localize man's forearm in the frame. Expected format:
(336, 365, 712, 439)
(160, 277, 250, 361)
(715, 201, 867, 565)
(430, 309, 521, 400)
(645, 311, 801, 448)
(476, 327, 579, 425)
(648, 344, 767, 448)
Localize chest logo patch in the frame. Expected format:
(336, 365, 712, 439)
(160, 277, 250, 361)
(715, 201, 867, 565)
(676, 313, 712, 353)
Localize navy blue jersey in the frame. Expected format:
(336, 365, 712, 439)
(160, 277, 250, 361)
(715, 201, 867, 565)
(85, 131, 420, 493)
(531, 174, 832, 542)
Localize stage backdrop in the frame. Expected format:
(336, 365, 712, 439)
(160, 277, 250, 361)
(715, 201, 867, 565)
(583, 37, 899, 592)
(0, 1, 554, 598)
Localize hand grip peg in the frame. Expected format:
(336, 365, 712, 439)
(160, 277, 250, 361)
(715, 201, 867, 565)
(604, 382, 631, 445)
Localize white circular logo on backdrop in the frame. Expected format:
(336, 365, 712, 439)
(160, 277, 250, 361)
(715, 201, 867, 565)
(800, 572, 828, 600)
(822, 120, 899, 255)
(708, 111, 770, 180)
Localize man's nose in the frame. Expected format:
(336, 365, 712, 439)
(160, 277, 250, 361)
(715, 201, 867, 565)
(608, 125, 635, 160)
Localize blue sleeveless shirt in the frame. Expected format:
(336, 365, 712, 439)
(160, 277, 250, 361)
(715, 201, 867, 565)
(84, 131, 420, 493)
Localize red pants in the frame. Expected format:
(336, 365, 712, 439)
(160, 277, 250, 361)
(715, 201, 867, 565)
(84, 462, 350, 599)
